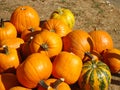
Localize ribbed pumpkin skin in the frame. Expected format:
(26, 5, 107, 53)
(62, 30, 94, 60)
(78, 60, 111, 90)
(89, 30, 113, 54)
(10, 6, 40, 34)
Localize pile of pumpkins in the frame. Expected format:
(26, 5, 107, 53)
(0, 5, 120, 90)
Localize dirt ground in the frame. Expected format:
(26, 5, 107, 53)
(0, 0, 120, 90)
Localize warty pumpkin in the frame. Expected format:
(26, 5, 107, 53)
(38, 78, 71, 90)
(102, 48, 120, 73)
(50, 7, 75, 29)
(16, 53, 52, 88)
(10, 6, 40, 34)
(62, 30, 94, 60)
(89, 29, 113, 54)
(0, 73, 20, 90)
(41, 19, 72, 37)
(52, 51, 83, 85)
(0, 45, 19, 73)
(0, 19, 17, 42)
(30, 30, 62, 58)
(78, 56, 111, 90)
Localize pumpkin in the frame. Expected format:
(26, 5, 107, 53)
(0, 37, 24, 49)
(0, 45, 19, 73)
(9, 86, 31, 90)
(102, 48, 120, 73)
(10, 6, 40, 34)
(21, 27, 41, 42)
(30, 30, 62, 58)
(50, 7, 75, 29)
(41, 19, 72, 37)
(89, 30, 113, 54)
(0, 19, 17, 42)
(52, 51, 83, 84)
(0, 73, 20, 90)
(16, 53, 52, 88)
(78, 56, 111, 90)
(62, 30, 94, 60)
(38, 78, 71, 90)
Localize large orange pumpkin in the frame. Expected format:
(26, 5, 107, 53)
(30, 30, 62, 58)
(0, 19, 17, 42)
(10, 6, 40, 34)
(62, 30, 94, 60)
(0, 73, 20, 90)
(89, 30, 113, 53)
(16, 53, 52, 88)
(102, 48, 120, 73)
(38, 78, 71, 90)
(41, 19, 72, 37)
(52, 51, 83, 84)
(0, 45, 19, 73)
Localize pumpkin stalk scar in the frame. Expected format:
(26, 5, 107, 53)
(40, 43, 48, 51)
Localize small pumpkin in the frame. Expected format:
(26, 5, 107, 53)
(0, 19, 17, 42)
(0, 73, 20, 90)
(50, 7, 75, 29)
(10, 6, 40, 34)
(62, 30, 94, 60)
(0, 45, 19, 73)
(30, 30, 62, 58)
(78, 55, 111, 90)
(9, 86, 31, 90)
(21, 27, 41, 42)
(41, 19, 72, 37)
(38, 78, 71, 90)
(89, 29, 113, 54)
(102, 48, 120, 73)
(52, 51, 83, 85)
(16, 53, 52, 88)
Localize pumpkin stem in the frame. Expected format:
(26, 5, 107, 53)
(39, 80, 49, 89)
(40, 43, 48, 51)
(51, 78, 64, 89)
(28, 36, 34, 44)
(57, 7, 63, 15)
(28, 28, 34, 32)
(0, 18, 4, 27)
(2, 45, 9, 54)
(85, 52, 93, 60)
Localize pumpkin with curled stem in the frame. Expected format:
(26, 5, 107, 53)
(10, 6, 40, 34)
(0, 19, 17, 42)
(52, 51, 83, 85)
(89, 30, 113, 54)
(62, 30, 94, 60)
(102, 48, 120, 73)
(50, 7, 75, 29)
(41, 19, 72, 37)
(16, 53, 52, 88)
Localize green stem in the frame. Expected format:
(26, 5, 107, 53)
(39, 80, 49, 89)
(2, 45, 9, 54)
(40, 43, 48, 51)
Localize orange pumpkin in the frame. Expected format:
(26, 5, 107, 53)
(41, 19, 72, 37)
(62, 30, 94, 60)
(21, 27, 41, 42)
(9, 86, 31, 90)
(0, 19, 17, 42)
(30, 30, 62, 58)
(102, 48, 120, 73)
(52, 51, 83, 84)
(10, 6, 40, 34)
(0, 45, 19, 73)
(16, 53, 52, 88)
(89, 30, 113, 53)
(0, 73, 20, 90)
(38, 78, 71, 90)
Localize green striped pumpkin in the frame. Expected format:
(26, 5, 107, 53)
(78, 60, 111, 90)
